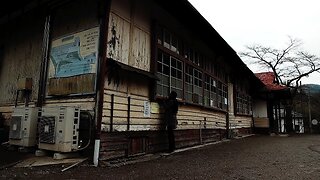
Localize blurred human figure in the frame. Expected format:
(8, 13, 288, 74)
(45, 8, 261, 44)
(164, 91, 178, 152)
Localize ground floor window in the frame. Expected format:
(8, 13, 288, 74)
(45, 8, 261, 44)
(157, 51, 183, 98)
(185, 65, 203, 104)
(156, 49, 228, 111)
(236, 92, 252, 115)
(204, 74, 227, 110)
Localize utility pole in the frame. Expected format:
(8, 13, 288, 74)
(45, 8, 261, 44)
(308, 87, 312, 133)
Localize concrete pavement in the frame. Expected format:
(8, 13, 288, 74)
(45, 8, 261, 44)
(1, 134, 320, 179)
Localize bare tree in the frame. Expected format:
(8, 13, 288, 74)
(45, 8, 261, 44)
(240, 37, 320, 133)
(240, 37, 320, 88)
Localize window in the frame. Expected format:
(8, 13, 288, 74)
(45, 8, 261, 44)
(157, 51, 183, 98)
(185, 46, 203, 67)
(235, 83, 252, 115)
(156, 26, 228, 110)
(204, 75, 217, 107)
(185, 65, 202, 104)
(217, 81, 228, 110)
(158, 28, 181, 54)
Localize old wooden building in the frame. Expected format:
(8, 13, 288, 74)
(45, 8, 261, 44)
(0, 0, 265, 164)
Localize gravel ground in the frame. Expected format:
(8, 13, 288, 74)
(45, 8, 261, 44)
(1, 134, 320, 180)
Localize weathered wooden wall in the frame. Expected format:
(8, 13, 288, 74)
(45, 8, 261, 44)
(102, 79, 227, 132)
(107, 0, 151, 72)
(252, 99, 269, 130)
(0, 106, 14, 126)
(46, 0, 99, 96)
(51, 0, 99, 39)
(98, 0, 260, 160)
(229, 115, 252, 129)
(228, 82, 252, 132)
(0, 10, 44, 105)
(99, 129, 225, 160)
(44, 0, 100, 110)
(0, 0, 99, 123)
(48, 74, 96, 96)
(254, 117, 269, 128)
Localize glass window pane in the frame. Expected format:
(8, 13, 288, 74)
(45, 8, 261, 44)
(177, 61, 182, 70)
(163, 65, 169, 75)
(163, 54, 170, 65)
(157, 62, 162, 72)
(171, 36, 178, 52)
(164, 30, 170, 48)
(177, 71, 182, 79)
(171, 69, 176, 77)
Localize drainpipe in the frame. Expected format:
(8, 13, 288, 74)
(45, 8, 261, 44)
(226, 112, 230, 139)
(94, 0, 111, 167)
(37, 13, 52, 107)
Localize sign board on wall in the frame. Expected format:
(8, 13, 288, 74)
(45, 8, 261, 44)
(143, 101, 151, 117)
(47, 27, 99, 95)
(49, 27, 99, 78)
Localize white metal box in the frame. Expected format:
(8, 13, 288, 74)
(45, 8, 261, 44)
(38, 106, 80, 152)
(9, 107, 40, 147)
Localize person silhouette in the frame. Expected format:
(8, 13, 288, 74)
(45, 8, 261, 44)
(164, 91, 179, 152)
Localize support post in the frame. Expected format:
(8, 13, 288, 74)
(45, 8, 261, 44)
(94, 0, 112, 167)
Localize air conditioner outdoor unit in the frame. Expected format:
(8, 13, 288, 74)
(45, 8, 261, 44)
(9, 107, 40, 147)
(38, 106, 80, 152)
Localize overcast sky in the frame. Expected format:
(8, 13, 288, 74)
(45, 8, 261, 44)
(188, 0, 320, 85)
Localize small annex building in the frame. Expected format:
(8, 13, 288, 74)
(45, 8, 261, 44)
(254, 72, 292, 134)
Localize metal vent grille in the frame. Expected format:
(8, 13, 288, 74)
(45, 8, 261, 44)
(9, 116, 22, 140)
(39, 116, 56, 144)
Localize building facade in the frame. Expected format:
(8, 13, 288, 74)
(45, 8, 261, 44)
(0, 0, 265, 164)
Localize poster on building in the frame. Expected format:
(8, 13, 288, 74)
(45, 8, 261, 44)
(47, 27, 100, 96)
(49, 27, 99, 78)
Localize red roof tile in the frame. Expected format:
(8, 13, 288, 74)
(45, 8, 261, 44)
(255, 72, 287, 91)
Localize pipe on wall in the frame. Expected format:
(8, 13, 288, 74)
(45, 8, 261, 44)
(110, 94, 114, 132)
(37, 14, 52, 107)
(127, 96, 131, 131)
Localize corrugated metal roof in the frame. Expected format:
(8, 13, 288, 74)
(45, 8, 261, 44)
(255, 72, 287, 91)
